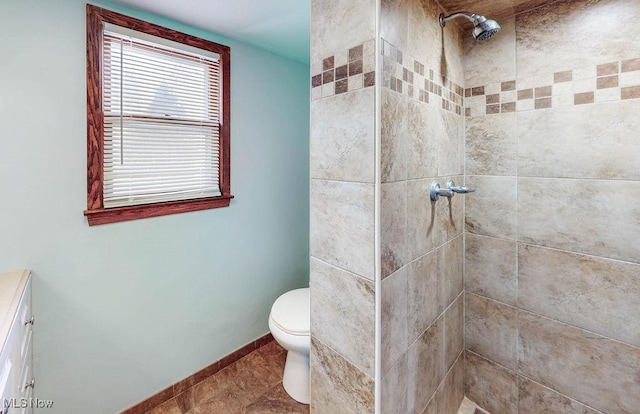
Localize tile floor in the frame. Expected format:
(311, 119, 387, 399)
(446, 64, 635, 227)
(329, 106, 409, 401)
(146, 341, 309, 414)
(143, 340, 487, 414)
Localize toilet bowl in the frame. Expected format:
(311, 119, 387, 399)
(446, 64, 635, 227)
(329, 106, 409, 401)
(268, 288, 310, 404)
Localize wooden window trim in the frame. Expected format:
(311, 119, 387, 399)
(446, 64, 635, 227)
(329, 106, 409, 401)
(84, 5, 232, 226)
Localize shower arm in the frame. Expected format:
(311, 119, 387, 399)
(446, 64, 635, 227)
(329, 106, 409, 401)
(439, 12, 485, 27)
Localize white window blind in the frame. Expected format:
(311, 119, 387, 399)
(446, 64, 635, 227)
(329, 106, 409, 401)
(102, 27, 221, 208)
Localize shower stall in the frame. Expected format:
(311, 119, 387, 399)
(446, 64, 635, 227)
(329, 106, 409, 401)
(309, 0, 640, 412)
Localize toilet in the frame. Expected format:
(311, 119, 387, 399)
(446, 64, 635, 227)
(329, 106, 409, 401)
(268, 288, 310, 404)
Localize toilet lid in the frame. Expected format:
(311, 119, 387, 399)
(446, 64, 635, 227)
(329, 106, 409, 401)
(270, 288, 310, 336)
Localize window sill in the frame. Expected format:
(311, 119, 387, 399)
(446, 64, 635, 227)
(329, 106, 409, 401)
(84, 195, 234, 226)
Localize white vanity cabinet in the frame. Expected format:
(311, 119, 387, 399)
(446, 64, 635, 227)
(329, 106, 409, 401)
(0, 270, 33, 414)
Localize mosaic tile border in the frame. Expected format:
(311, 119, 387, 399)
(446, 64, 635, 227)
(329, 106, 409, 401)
(381, 39, 465, 116)
(465, 57, 640, 116)
(311, 40, 376, 101)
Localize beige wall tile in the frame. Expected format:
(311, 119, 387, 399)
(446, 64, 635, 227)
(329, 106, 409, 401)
(464, 17, 516, 87)
(466, 95, 486, 117)
(407, 0, 446, 79)
(516, 98, 534, 111)
(553, 81, 573, 95)
(407, 179, 438, 261)
(310, 88, 375, 182)
(465, 293, 518, 370)
(310, 336, 374, 414)
(310, 258, 375, 377)
(311, 86, 322, 101)
(436, 177, 465, 246)
(517, 177, 640, 263)
(363, 40, 375, 74)
(335, 49, 348, 68)
(552, 93, 575, 108)
(518, 376, 602, 414)
(381, 266, 408, 373)
(518, 244, 640, 348)
(381, 182, 408, 278)
(407, 0, 452, 83)
(466, 113, 517, 176)
(465, 233, 517, 305)
(573, 65, 596, 80)
(465, 351, 518, 414)
(444, 295, 464, 372)
(407, 316, 446, 414)
(465, 175, 517, 240)
(310, 179, 375, 280)
(460, 0, 640, 412)
(438, 111, 464, 177)
(515, 0, 640, 79)
(594, 87, 620, 103)
(381, 353, 409, 414)
(407, 250, 441, 343)
(518, 100, 640, 180)
(518, 311, 640, 414)
(381, 88, 408, 182)
(573, 78, 595, 94)
(349, 73, 364, 91)
(322, 82, 335, 98)
(380, 0, 408, 53)
(310, 0, 375, 70)
(485, 82, 501, 95)
(441, 18, 465, 86)
(439, 235, 463, 309)
(619, 70, 640, 87)
(436, 355, 464, 414)
(407, 99, 438, 179)
(421, 395, 437, 414)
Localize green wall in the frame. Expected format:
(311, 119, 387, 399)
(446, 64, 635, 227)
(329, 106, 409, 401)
(0, 1, 310, 412)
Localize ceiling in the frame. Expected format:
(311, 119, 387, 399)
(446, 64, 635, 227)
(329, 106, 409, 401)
(112, 0, 310, 64)
(112, 0, 556, 65)
(438, 0, 555, 23)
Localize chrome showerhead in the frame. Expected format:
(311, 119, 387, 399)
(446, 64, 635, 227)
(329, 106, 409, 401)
(439, 12, 501, 42)
(472, 15, 501, 41)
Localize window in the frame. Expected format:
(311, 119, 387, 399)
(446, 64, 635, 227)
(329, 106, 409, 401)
(84, 5, 232, 225)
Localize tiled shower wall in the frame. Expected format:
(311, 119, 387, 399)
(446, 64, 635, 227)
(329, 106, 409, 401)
(309, 0, 376, 412)
(463, 1, 640, 413)
(310, 0, 469, 412)
(379, 0, 466, 412)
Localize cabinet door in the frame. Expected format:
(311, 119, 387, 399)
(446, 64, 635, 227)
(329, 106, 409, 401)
(1, 322, 20, 414)
(1, 275, 32, 414)
(15, 278, 33, 413)
(16, 278, 32, 363)
(0, 356, 12, 414)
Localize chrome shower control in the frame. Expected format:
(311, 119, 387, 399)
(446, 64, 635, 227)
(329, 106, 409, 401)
(430, 182, 454, 201)
(447, 180, 476, 194)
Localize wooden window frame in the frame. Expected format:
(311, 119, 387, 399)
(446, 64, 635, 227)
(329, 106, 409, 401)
(84, 5, 232, 226)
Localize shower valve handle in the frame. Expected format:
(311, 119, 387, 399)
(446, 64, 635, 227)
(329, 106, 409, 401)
(430, 182, 454, 201)
(447, 181, 476, 194)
